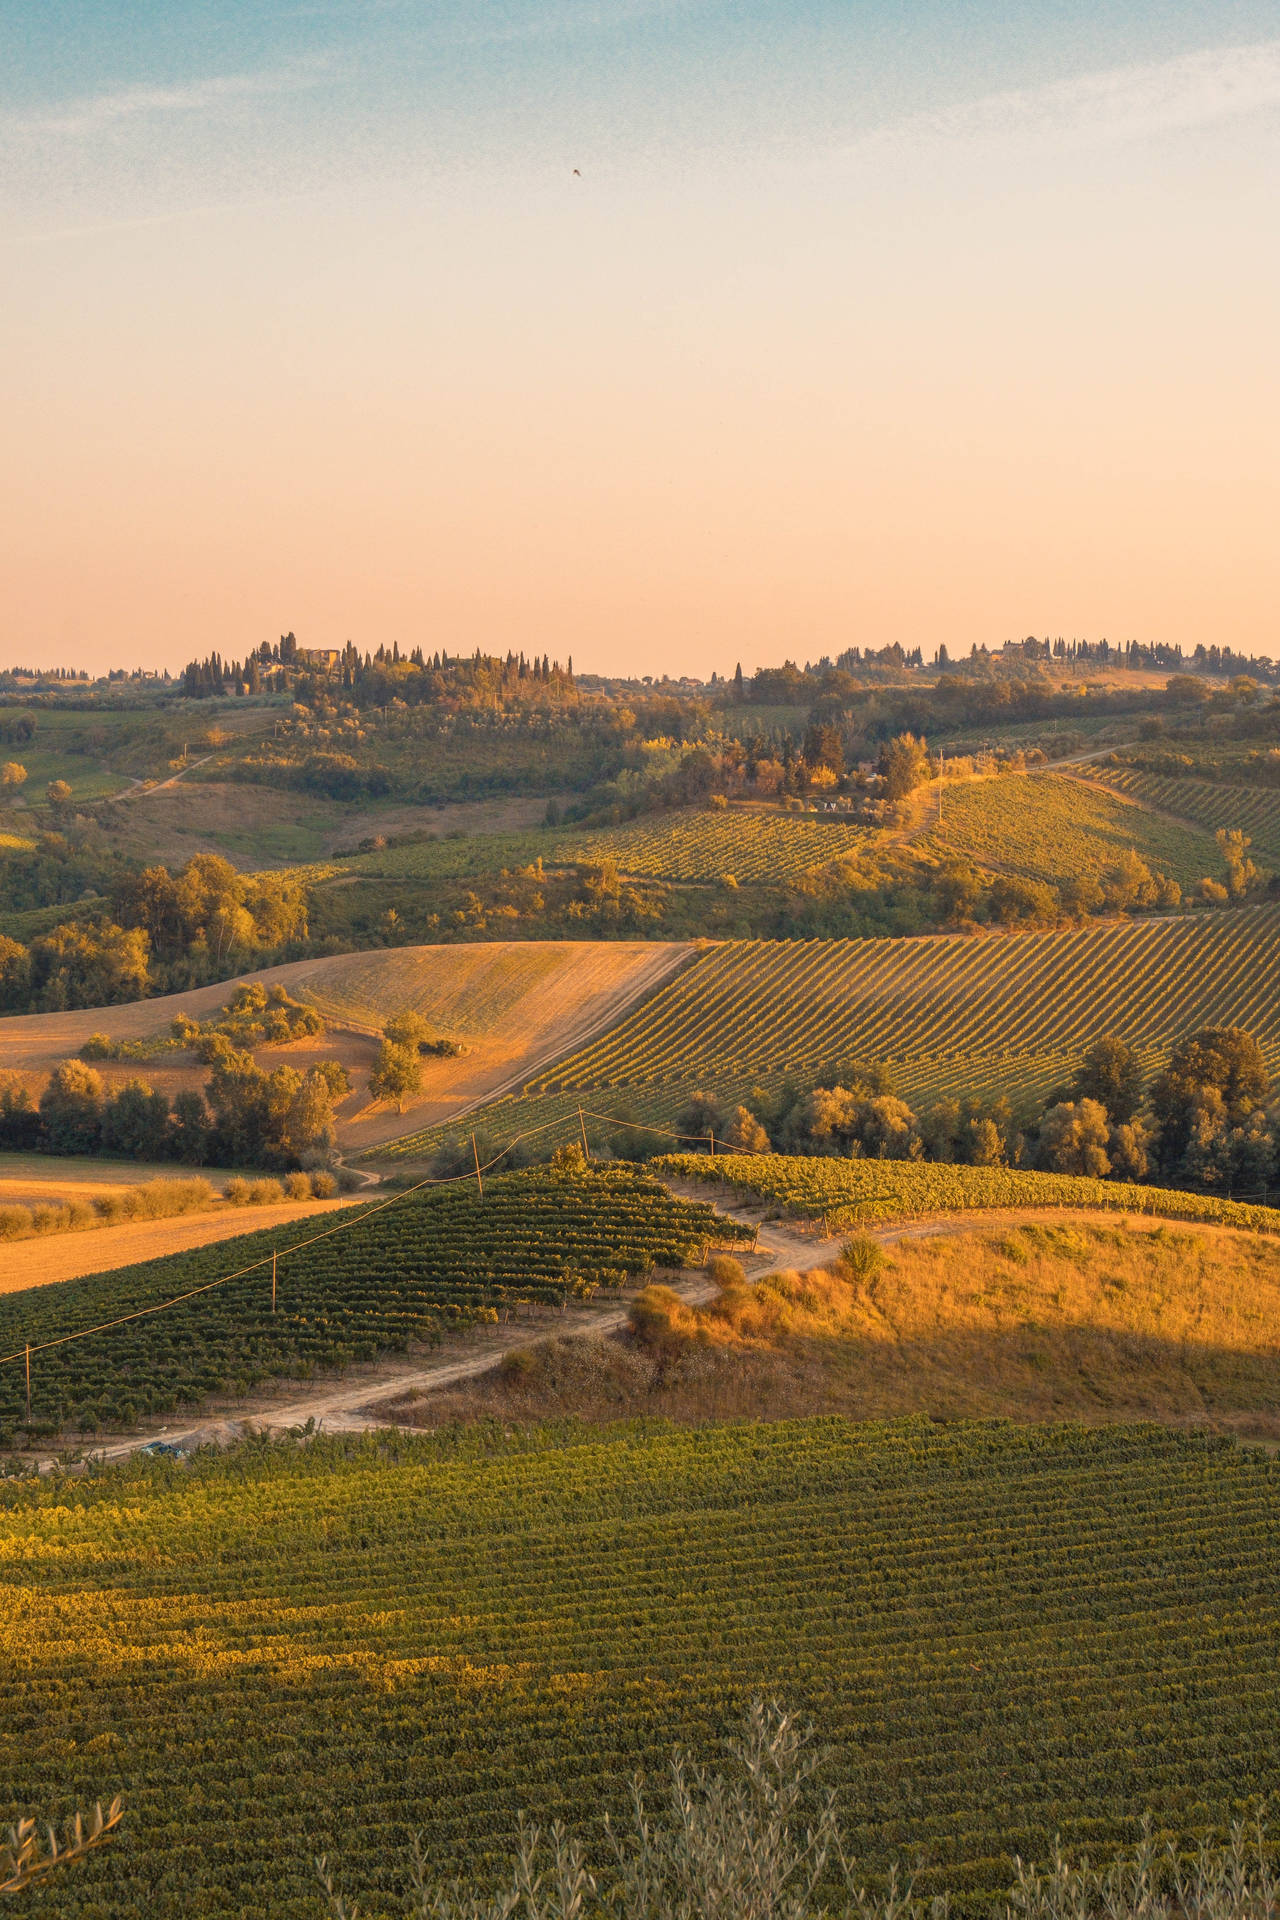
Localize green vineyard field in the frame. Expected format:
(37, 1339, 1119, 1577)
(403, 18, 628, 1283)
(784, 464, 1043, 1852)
(373, 905, 1280, 1162)
(537, 903, 1280, 1093)
(306, 806, 869, 889)
(7, 1420, 1280, 1918)
(926, 772, 1224, 889)
(0, 1167, 745, 1435)
(1088, 768, 1280, 862)
(560, 807, 869, 883)
(660, 1151, 1280, 1232)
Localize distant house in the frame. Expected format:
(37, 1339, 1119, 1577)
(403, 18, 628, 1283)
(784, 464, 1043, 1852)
(297, 646, 342, 672)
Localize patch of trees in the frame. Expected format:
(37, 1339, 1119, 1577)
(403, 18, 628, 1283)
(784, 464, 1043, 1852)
(0, 857, 311, 1013)
(0, 1049, 350, 1170)
(622, 1028, 1279, 1199)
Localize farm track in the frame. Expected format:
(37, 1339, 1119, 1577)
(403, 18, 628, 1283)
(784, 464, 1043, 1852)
(59, 1194, 1210, 1467)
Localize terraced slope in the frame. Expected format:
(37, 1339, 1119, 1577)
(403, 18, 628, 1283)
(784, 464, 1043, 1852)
(1087, 767, 1280, 863)
(7, 1421, 1280, 1918)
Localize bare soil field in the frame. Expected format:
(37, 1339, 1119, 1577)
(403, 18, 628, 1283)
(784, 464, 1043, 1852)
(0, 1194, 357, 1294)
(0, 939, 689, 1151)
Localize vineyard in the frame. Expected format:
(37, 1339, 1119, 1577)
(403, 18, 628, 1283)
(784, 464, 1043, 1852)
(0, 1167, 745, 1437)
(659, 1152, 1280, 1233)
(1086, 768, 1280, 863)
(459, 904, 1279, 1114)
(925, 772, 1223, 889)
(315, 806, 870, 887)
(560, 807, 870, 883)
(7, 1420, 1280, 1918)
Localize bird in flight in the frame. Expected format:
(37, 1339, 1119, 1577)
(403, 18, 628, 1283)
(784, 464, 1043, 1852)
(572, 168, 581, 176)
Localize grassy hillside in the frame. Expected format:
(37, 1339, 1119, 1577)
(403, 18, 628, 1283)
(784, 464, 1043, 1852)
(0, 1165, 745, 1439)
(405, 1217, 1280, 1436)
(924, 771, 1225, 890)
(7, 1420, 1280, 1917)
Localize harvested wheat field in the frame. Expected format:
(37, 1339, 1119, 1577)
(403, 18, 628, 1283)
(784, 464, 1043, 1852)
(0, 1195, 359, 1294)
(0, 939, 689, 1149)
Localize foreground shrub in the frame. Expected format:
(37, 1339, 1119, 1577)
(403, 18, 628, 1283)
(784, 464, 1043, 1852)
(316, 1699, 1280, 1920)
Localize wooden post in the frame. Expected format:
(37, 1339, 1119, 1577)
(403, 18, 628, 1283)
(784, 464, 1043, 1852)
(25, 1345, 31, 1424)
(709, 1130, 716, 1158)
(271, 1250, 277, 1314)
(578, 1106, 590, 1161)
(472, 1133, 484, 1198)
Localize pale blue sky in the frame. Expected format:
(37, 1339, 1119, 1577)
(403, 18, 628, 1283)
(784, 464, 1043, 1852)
(2, 3, 1278, 671)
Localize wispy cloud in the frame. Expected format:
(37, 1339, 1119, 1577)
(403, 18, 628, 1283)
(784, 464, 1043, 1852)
(3, 57, 336, 143)
(843, 38, 1280, 161)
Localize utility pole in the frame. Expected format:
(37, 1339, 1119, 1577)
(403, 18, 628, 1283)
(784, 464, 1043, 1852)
(578, 1106, 590, 1161)
(25, 1345, 30, 1424)
(472, 1133, 484, 1199)
(271, 1250, 277, 1314)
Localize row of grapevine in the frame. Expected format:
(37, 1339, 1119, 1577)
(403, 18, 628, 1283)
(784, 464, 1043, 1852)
(659, 1151, 1280, 1232)
(530, 905, 1280, 1096)
(1086, 768, 1280, 860)
(5, 1420, 1280, 1918)
(308, 808, 869, 889)
(558, 807, 869, 883)
(0, 1166, 749, 1436)
(922, 772, 1222, 887)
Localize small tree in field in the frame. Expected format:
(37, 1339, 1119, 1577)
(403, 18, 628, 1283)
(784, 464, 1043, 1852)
(369, 1040, 422, 1113)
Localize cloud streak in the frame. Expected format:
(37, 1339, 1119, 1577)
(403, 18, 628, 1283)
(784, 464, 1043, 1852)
(843, 38, 1280, 161)
(3, 58, 336, 143)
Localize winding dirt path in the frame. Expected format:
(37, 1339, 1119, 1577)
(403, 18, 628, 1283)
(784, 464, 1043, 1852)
(58, 1192, 1202, 1469)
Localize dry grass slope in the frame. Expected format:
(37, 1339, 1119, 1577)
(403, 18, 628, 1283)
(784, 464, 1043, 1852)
(401, 1218, 1280, 1438)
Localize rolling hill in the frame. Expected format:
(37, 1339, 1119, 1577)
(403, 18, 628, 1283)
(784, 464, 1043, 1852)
(375, 904, 1280, 1161)
(0, 940, 689, 1153)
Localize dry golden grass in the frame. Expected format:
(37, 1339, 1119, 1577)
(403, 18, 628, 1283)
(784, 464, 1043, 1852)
(0, 939, 687, 1150)
(0, 1196, 356, 1295)
(400, 1220, 1280, 1439)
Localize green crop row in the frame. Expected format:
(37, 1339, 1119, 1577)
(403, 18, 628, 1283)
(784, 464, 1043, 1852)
(658, 1151, 1280, 1232)
(5, 1419, 1280, 1918)
(924, 772, 1223, 889)
(0, 1167, 747, 1436)
(1088, 768, 1280, 862)
(528, 906, 1280, 1098)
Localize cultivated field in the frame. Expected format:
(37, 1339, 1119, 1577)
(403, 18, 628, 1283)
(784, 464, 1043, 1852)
(0, 1195, 355, 1295)
(925, 770, 1225, 888)
(1087, 766, 1280, 863)
(0, 938, 688, 1150)
(478, 905, 1280, 1120)
(663, 1152, 1280, 1232)
(561, 806, 869, 882)
(0, 1165, 747, 1436)
(8, 1420, 1280, 1918)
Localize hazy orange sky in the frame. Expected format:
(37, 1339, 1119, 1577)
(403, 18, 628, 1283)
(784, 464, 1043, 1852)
(2, 4, 1278, 676)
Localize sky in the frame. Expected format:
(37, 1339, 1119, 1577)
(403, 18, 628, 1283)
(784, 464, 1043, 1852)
(2, 2, 1278, 679)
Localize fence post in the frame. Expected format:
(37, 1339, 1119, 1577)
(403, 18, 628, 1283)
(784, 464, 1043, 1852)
(472, 1134, 484, 1199)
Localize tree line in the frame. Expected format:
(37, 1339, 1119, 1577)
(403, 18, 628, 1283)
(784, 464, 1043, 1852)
(604, 1027, 1278, 1199)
